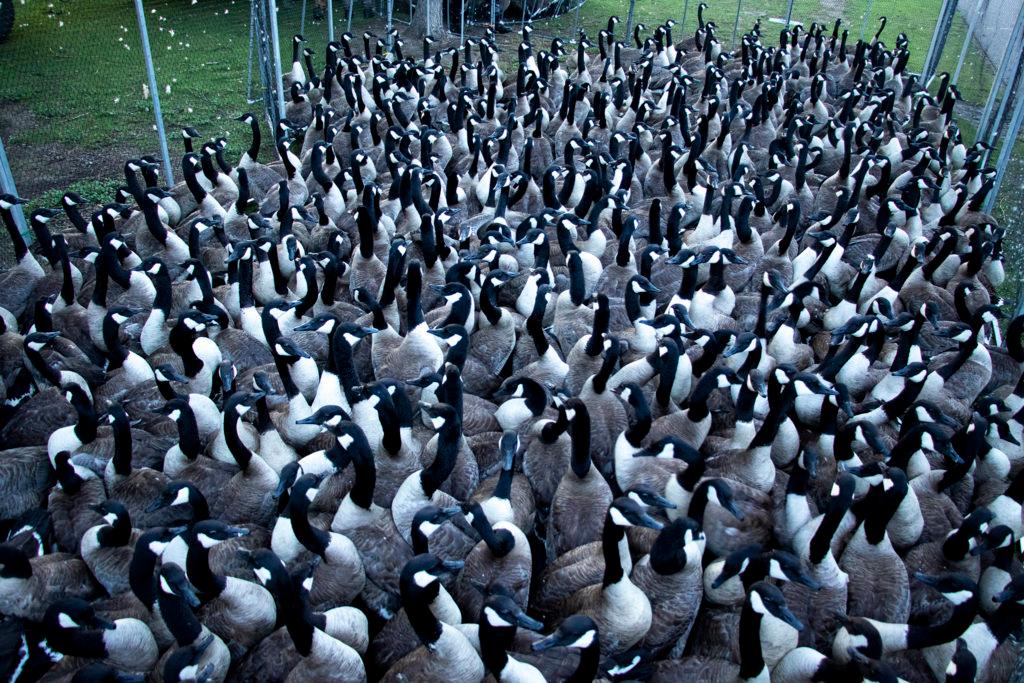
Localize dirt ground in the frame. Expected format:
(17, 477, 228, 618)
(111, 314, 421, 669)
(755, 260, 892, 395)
(0, 102, 138, 199)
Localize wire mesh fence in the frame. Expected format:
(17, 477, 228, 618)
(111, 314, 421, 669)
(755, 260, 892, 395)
(1, 0, 1024, 289)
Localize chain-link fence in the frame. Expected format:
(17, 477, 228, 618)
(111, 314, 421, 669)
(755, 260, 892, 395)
(2, 0, 1024, 293)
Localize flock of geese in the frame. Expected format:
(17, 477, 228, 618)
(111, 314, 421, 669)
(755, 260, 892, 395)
(0, 6, 1022, 682)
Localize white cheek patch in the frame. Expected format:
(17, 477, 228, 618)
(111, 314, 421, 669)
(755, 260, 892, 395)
(608, 507, 630, 527)
(484, 607, 513, 627)
(568, 630, 596, 650)
(413, 570, 436, 588)
(253, 567, 272, 585)
(831, 483, 841, 497)
(430, 416, 445, 429)
(305, 488, 319, 502)
(749, 591, 767, 615)
(103, 513, 118, 525)
(237, 405, 252, 416)
(419, 520, 440, 537)
(57, 613, 79, 629)
(148, 540, 169, 555)
(169, 409, 181, 421)
(343, 333, 361, 346)
(171, 487, 190, 506)
(768, 559, 787, 581)
(943, 589, 973, 605)
(513, 384, 525, 398)
(883, 478, 895, 492)
(447, 334, 463, 347)
(197, 533, 219, 548)
(159, 576, 174, 594)
(338, 433, 355, 449)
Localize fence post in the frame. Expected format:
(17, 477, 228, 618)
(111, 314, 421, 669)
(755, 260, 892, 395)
(267, 0, 287, 121)
(953, 0, 986, 84)
(922, 0, 959, 83)
(327, 0, 334, 41)
(984, 60, 1024, 213)
(977, 4, 1024, 147)
(784, 0, 794, 28)
(132, 0, 175, 185)
(385, 0, 393, 51)
(0, 135, 29, 243)
(247, 1, 258, 102)
(731, 0, 742, 48)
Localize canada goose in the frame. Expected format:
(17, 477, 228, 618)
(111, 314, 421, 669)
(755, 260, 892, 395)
(285, 473, 366, 608)
(43, 597, 159, 676)
(381, 554, 483, 682)
(548, 400, 614, 556)
(5, 12, 1024, 681)
(651, 582, 803, 681)
(0, 543, 100, 620)
(541, 496, 664, 655)
(79, 500, 141, 596)
(454, 497, 532, 619)
(182, 519, 276, 649)
(155, 563, 232, 683)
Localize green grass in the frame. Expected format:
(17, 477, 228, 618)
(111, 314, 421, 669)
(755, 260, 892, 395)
(24, 177, 123, 214)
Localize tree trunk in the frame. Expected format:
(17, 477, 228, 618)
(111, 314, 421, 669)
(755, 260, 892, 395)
(411, 0, 448, 37)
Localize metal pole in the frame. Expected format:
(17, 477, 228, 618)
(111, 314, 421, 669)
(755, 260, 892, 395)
(490, 0, 496, 28)
(247, 1, 257, 102)
(301, 0, 307, 35)
(985, 46, 1024, 152)
(267, 0, 287, 121)
(922, 0, 959, 83)
(984, 66, 1024, 213)
(783, 0, 794, 28)
(460, 0, 465, 46)
(860, 0, 874, 41)
(731, 0, 742, 48)
(977, 4, 1024, 145)
(953, 0, 986, 84)
(386, 0, 393, 52)
(682, 0, 690, 32)
(0, 135, 29, 242)
(347, 0, 354, 33)
(327, 0, 334, 42)
(626, 0, 635, 38)
(574, 2, 580, 37)
(133, 0, 175, 185)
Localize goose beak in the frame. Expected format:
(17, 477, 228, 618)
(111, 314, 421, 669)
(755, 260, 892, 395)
(777, 605, 804, 631)
(942, 443, 964, 465)
(295, 414, 321, 425)
(439, 559, 464, 574)
(531, 632, 563, 652)
(637, 511, 664, 530)
(438, 506, 461, 522)
(516, 611, 545, 632)
(93, 616, 117, 630)
(724, 500, 745, 520)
